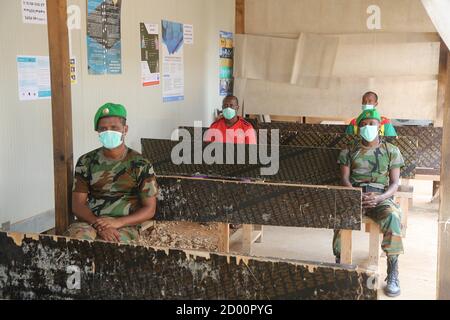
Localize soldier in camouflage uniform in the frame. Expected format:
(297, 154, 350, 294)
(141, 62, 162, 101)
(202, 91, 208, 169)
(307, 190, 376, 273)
(66, 103, 158, 244)
(333, 108, 404, 297)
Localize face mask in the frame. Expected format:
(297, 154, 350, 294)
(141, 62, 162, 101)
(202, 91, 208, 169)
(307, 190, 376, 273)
(362, 104, 376, 111)
(360, 125, 379, 142)
(222, 107, 237, 120)
(99, 131, 123, 149)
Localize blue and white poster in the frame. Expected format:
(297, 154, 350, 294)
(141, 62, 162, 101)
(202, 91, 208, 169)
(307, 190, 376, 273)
(162, 20, 184, 103)
(219, 31, 234, 96)
(17, 56, 51, 101)
(87, 0, 122, 75)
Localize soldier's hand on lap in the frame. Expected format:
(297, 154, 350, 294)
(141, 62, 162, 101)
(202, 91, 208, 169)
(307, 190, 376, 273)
(362, 193, 383, 209)
(97, 228, 121, 242)
(94, 217, 124, 232)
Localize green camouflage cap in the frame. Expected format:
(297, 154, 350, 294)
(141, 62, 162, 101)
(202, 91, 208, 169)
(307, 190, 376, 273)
(357, 109, 382, 126)
(94, 103, 127, 130)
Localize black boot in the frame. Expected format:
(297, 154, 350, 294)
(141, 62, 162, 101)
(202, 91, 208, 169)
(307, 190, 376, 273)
(335, 255, 340, 264)
(384, 255, 401, 297)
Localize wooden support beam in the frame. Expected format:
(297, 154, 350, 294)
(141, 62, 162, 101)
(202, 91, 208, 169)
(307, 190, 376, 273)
(235, 0, 245, 35)
(436, 39, 449, 127)
(218, 223, 230, 253)
(254, 225, 263, 243)
(367, 221, 381, 272)
(241, 224, 252, 255)
(437, 49, 450, 300)
(46, 0, 74, 235)
(340, 230, 353, 265)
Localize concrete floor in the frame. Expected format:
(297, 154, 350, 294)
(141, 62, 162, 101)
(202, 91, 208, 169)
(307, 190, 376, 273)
(231, 180, 439, 300)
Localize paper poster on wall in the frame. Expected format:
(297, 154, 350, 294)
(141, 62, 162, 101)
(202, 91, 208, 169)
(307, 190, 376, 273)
(183, 24, 194, 45)
(140, 23, 160, 87)
(162, 20, 184, 103)
(17, 56, 51, 101)
(22, 0, 47, 25)
(70, 57, 77, 85)
(219, 31, 234, 96)
(87, 0, 122, 75)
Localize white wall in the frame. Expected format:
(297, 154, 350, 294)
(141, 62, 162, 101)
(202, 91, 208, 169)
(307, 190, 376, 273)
(236, 0, 440, 122)
(0, 0, 235, 229)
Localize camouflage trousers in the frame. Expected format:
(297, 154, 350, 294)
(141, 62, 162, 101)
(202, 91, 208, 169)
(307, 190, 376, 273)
(333, 198, 404, 257)
(65, 222, 140, 244)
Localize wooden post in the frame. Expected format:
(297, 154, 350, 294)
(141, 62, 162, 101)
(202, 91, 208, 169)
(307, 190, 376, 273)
(241, 224, 252, 255)
(218, 223, 230, 253)
(340, 230, 353, 265)
(436, 39, 449, 127)
(341, 230, 353, 265)
(235, 0, 245, 35)
(437, 47, 450, 300)
(46, 0, 74, 235)
(368, 222, 381, 272)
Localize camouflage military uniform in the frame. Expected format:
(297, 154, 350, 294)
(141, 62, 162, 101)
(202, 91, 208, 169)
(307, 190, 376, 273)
(66, 147, 159, 243)
(333, 139, 405, 257)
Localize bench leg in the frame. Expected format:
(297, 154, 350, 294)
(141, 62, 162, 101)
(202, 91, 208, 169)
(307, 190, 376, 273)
(399, 197, 409, 237)
(432, 181, 440, 202)
(340, 230, 353, 265)
(402, 179, 413, 208)
(218, 223, 230, 253)
(254, 225, 263, 243)
(241, 224, 252, 255)
(368, 223, 381, 272)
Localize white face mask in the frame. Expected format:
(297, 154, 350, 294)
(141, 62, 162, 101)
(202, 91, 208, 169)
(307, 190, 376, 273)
(360, 125, 379, 142)
(99, 131, 123, 149)
(362, 104, 376, 111)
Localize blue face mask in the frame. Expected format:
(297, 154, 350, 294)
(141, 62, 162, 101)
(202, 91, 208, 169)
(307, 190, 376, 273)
(222, 107, 237, 120)
(362, 104, 376, 111)
(99, 131, 123, 149)
(360, 125, 379, 142)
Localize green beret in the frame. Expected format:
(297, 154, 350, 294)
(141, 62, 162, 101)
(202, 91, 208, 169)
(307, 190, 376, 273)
(94, 103, 127, 130)
(357, 109, 381, 126)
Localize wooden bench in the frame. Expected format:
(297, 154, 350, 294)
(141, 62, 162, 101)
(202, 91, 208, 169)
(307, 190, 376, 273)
(154, 176, 362, 260)
(235, 185, 414, 261)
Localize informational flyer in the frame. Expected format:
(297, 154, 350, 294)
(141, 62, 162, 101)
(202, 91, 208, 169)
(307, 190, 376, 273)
(140, 23, 160, 87)
(22, 0, 47, 25)
(17, 56, 51, 101)
(87, 0, 122, 75)
(219, 31, 234, 96)
(162, 20, 184, 103)
(183, 24, 194, 45)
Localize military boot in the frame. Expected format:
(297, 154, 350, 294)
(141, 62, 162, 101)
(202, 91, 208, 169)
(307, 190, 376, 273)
(384, 255, 401, 297)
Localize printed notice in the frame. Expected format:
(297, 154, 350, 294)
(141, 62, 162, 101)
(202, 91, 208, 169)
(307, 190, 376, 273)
(162, 20, 184, 103)
(22, 0, 47, 25)
(17, 56, 51, 101)
(87, 0, 122, 75)
(140, 23, 160, 87)
(183, 24, 194, 45)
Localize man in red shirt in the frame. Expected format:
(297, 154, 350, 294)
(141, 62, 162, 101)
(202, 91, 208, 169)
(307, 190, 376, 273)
(204, 95, 257, 145)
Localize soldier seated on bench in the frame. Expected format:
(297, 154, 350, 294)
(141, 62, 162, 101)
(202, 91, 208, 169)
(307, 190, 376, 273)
(333, 109, 404, 298)
(66, 103, 158, 244)
(346, 91, 397, 138)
